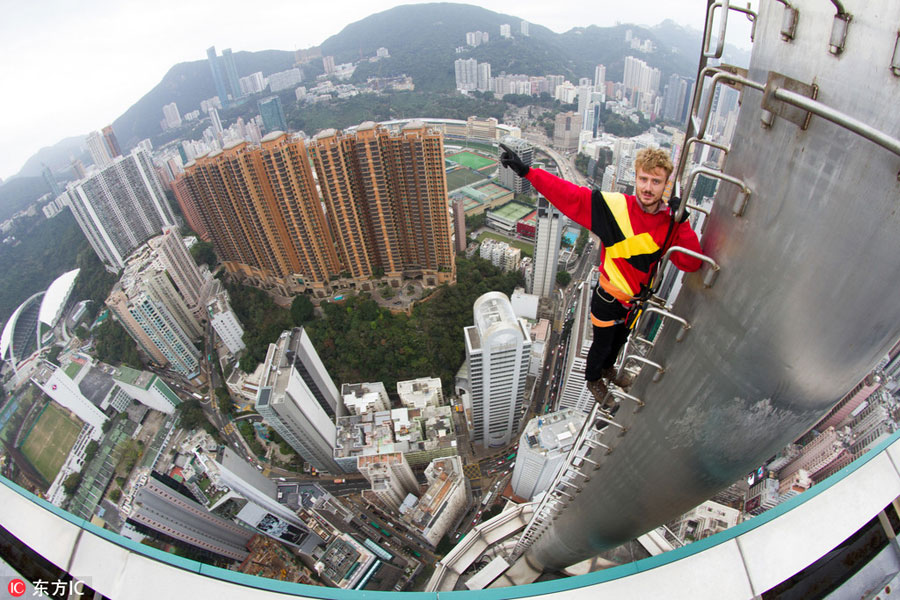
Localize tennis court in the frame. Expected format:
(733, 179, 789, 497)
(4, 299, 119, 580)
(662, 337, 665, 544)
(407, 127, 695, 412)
(448, 151, 496, 170)
(20, 402, 82, 483)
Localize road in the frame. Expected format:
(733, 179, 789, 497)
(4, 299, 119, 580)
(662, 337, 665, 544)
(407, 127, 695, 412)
(522, 130, 589, 187)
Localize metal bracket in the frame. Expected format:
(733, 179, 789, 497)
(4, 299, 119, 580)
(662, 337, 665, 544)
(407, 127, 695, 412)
(623, 354, 666, 382)
(762, 72, 819, 130)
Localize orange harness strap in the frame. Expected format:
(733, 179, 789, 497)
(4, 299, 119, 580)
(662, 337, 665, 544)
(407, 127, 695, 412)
(597, 272, 634, 304)
(591, 314, 622, 328)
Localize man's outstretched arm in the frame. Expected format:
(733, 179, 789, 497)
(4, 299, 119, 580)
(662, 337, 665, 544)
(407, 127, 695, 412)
(499, 143, 592, 229)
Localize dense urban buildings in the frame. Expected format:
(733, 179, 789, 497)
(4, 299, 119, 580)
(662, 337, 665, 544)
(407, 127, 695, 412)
(62, 149, 177, 272)
(464, 292, 532, 447)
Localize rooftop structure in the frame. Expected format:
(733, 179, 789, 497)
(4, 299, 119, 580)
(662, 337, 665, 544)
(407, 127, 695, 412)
(129, 472, 254, 562)
(342, 382, 389, 416)
(315, 534, 380, 590)
(334, 405, 457, 471)
(396, 377, 443, 410)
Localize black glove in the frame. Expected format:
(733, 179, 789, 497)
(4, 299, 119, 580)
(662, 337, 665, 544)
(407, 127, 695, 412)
(668, 195, 690, 223)
(499, 143, 529, 178)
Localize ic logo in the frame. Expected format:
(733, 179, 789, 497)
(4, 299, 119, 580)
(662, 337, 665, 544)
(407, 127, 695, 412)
(7, 578, 26, 597)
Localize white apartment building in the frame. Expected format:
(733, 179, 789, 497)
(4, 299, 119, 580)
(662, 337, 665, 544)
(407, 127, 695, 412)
(342, 382, 390, 416)
(559, 282, 595, 414)
(357, 452, 419, 511)
(667, 500, 741, 543)
(403, 456, 469, 546)
(464, 292, 532, 447)
(255, 328, 343, 473)
(64, 149, 176, 272)
(397, 377, 444, 409)
(511, 408, 585, 500)
(207, 290, 245, 355)
(498, 135, 533, 195)
(529, 198, 563, 298)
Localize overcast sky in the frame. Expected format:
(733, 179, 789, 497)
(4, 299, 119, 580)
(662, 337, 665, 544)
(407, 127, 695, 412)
(0, 0, 756, 182)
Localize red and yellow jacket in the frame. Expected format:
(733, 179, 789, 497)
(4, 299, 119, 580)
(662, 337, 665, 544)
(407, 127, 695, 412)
(525, 168, 702, 301)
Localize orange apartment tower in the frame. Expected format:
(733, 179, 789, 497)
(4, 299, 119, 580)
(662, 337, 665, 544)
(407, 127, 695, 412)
(175, 122, 455, 298)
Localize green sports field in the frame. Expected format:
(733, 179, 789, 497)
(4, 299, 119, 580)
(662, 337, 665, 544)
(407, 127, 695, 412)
(448, 151, 496, 170)
(21, 403, 82, 484)
(446, 168, 488, 191)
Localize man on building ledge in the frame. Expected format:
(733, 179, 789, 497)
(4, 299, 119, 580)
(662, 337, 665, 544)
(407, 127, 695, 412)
(500, 144, 702, 411)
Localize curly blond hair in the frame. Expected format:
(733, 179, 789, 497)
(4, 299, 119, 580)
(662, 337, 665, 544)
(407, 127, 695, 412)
(634, 147, 674, 179)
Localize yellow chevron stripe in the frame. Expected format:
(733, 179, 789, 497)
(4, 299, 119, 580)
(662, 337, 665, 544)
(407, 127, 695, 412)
(605, 193, 633, 237)
(605, 232, 660, 260)
(603, 255, 633, 296)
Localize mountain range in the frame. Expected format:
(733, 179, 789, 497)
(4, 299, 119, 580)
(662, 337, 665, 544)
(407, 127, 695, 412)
(5, 3, 749, 187)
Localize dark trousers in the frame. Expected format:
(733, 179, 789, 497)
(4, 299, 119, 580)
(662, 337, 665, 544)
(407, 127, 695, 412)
(585, 286, 630, 382)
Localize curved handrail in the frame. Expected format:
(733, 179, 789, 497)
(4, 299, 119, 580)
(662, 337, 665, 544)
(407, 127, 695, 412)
(3, 429, 900, 598)
(772, 87, 900, 157)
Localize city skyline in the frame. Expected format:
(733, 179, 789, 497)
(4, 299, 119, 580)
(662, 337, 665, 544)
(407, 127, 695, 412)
(0, 0, 756, 182)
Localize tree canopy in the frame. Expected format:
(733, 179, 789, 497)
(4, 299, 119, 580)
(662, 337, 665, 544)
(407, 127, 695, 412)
(306, 257, 522, 391)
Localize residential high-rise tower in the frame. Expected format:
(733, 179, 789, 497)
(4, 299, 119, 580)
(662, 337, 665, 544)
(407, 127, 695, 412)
(64, 149, 176, 272)
(255, 328, 344, 473)
(529, 198, 563, 298)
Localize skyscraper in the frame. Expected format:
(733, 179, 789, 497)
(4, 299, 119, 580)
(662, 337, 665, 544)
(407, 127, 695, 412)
(147, 227, 206, 311)
(594, 64, 606, 90)
(41, 164, 60, 197)
(558, 282, 595, 413)
(206, 46, 230, 107)
(178, 135, 341, 295)
(498, 136, 533, 195)
(511, 408, 585, 500)
(529, 198, 563, 298)
(255, 328, 344, 474)
(257, 96, 287, 133)
(106, 243, 203, 377)
(452, 197, 467, 254)
(85, 130, 113, 168)
(464, 292, 532, 447)
(101, 125, 122, 158)
(307, 121, 455, 283)
(129, 472, 254, 562)
(520, 21, 530, 36)
(454, 58, 478, 91)
(552, 111, 582, 152)
(64, 149, 176, 271)
(221, 48, 242, 100)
